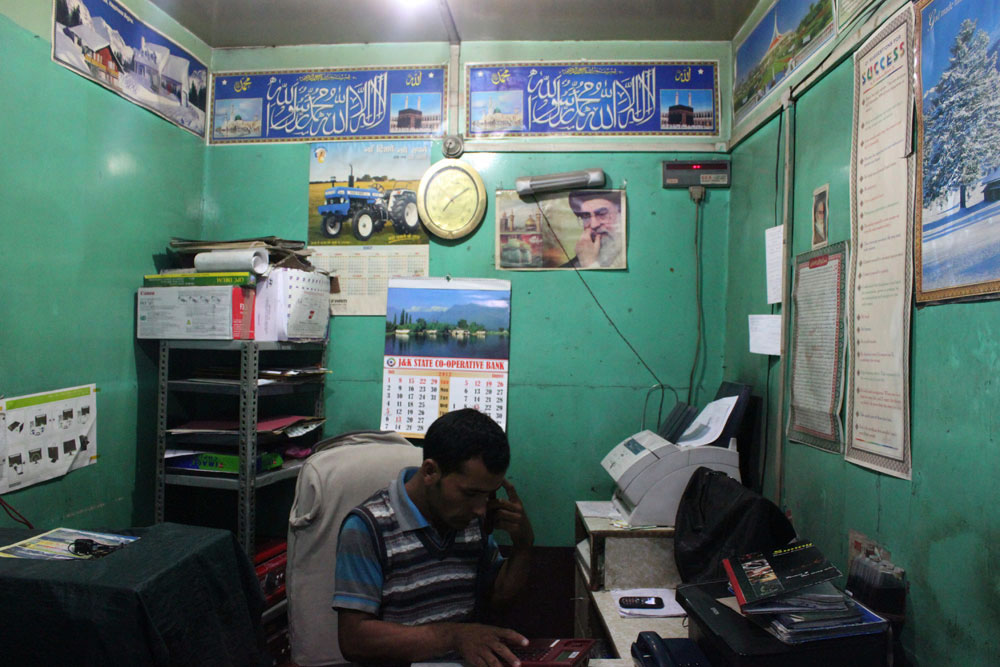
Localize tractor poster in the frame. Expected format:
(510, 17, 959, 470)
(307, 140, 431, 317)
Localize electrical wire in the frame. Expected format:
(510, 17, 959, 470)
(531, 197, 664, 387)
(641, 382, 681, 431)
(686, 192, 704, 405)
(761, 109, 785, 493)
(0, 496, 33, 529)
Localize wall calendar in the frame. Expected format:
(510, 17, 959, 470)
(380, 277, 511, 437)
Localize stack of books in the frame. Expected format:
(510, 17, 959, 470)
(723, 540, 888, 644)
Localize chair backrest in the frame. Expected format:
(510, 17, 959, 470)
(673, 466, 796, 584)
(286, 431, 423, 666)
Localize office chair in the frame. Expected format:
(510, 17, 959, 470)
(285, 431, 423, 666)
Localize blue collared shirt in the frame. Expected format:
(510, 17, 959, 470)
(332, 467, 502, 615)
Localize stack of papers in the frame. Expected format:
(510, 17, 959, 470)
(722, 540, 889, 645)
(183, 365, 328, 386)
(168, 415, 325, 438)
(762, 598, 887, 644)
(739, 580, 849, 615)
(169, 237, 315, 272)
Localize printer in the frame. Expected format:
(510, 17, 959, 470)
(601, 429, 740, 527)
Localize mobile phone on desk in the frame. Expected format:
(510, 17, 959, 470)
(619, 596, 665, 609)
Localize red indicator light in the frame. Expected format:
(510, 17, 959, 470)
(692, 164, 701, 169)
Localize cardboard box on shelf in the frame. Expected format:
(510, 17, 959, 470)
(166, 451, 283, 474)
(137, 286, 255, 340)
(255, 268, 330, 342)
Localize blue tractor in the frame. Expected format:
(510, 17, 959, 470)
(317, 173, 420, 241)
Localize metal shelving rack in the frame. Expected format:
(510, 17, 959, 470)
(155, 339, 326, 557)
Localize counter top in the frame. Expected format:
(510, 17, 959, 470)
(591, 590, 687, 659)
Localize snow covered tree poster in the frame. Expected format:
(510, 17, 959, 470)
(916, 0, 1000, 302)
(51, 0, 208, 138)
(848, 4, 913, 479)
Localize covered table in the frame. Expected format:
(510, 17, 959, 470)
(0, 522, 267, 665)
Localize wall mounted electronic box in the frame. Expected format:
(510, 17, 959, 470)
(662, 160, 731, 189)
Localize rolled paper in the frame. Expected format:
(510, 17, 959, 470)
(193, 248, 269, 275)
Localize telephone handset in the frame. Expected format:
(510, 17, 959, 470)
(630, 631, 711, 667)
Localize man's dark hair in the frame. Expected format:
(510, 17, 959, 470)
(423, 408, 509, 475)
(568, 190, 621, 213)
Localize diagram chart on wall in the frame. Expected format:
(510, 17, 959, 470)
(0, 385, 97, 493)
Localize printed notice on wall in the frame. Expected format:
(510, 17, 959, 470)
(838, 0, 877, 30)
(310, 246, 429, 316)
(847, 6, 913, 478)
(0, 385, 98, 494)
(766, 225, 785, 304)
(748, 315, 782, 356)
(788, 243, 848, 452)
(381, 278, 511, 437)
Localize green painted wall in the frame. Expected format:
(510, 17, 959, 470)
(0, 8, 205, 529)
(723, 113, 783, 497)
(203, 41, 733, 546)
(1, 8, 734, 548)
(204, 142, 731, 546)
(726, 59, 1000, 665)
(7, 0, 1000, 661)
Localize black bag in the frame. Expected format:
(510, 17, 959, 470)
(674, 467, 797, 583)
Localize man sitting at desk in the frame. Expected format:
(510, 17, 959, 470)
(333, 409, 534, 666)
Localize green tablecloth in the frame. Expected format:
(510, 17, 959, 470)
(0, 522, 267, 665)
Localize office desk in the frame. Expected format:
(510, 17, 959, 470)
(0, 522, 267, 666)
(590, 590, 687, 660)
(574, 502, 685, 663)
(574, 504, 678, 592)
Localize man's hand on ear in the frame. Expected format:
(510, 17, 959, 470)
(487, 479, 534, 549)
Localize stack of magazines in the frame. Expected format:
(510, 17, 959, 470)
(723, 540, 889, 644)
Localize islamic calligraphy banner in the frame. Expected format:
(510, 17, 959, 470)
(465, 61, 719, 137)
(209, 66, 447, 144)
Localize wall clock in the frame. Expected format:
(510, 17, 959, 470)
(416, 159, 488, 240)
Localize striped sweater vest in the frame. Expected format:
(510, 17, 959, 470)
(350, 487, 488, 626)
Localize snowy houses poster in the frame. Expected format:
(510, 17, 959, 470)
(916, 0, 1000, 302)
(51, 0, 208, 138)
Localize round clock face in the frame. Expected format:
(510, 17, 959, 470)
(417, 159, 487, 240)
